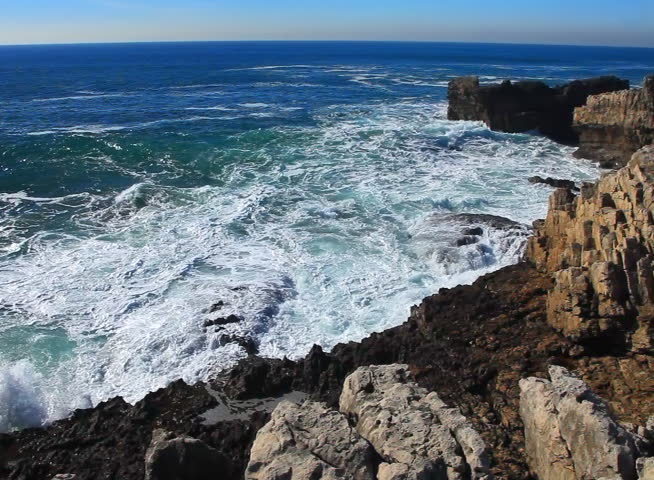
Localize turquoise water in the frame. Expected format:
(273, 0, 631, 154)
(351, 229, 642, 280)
(1, 42, 652, 431)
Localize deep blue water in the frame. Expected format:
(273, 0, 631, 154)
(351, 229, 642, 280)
(0, 41, 652, 432)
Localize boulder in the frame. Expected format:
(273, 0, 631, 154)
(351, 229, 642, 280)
(245, 400, 377, 480)
(574, 75, 654, 168)
(339, 364, 492, 480)
(520, 366, 643, 480)
(144, 429, 230, 480)
(447, 75, 629, 144)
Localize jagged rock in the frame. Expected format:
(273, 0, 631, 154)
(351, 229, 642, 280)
(245, 400, 377, 480)
(447, 75, 629, 143)
(144, 429, 230, 480)
(527, 145, 654, 352)
(574, 75, 654, 168)
(339, 364, 492, 480)
(520, 366, 643, 480)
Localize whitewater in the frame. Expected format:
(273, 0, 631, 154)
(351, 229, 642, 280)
(1, 41, 652, 432)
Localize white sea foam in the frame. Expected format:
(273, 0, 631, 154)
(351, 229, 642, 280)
(0, 99, 601, 432)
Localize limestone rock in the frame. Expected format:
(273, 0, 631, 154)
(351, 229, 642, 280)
(245, 400, 377, 480)
(339, 364, 492, 480)
(638, 457, 654, 479)
(526, 145, 654, 352)
(574, 75, 654, 168)
(447, 75, 628, 143)
(520, 366, 643, 480)
(144, 429, 229, 480)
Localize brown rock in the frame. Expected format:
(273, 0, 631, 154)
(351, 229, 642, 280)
(574, 75, 654, 168)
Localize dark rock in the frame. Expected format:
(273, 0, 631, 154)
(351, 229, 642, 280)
(463, 226, 484, 236)
(204, 314, 241, 328)
(573, 74, 654, 168)
(448, 75, 629, 144)
(144, 429, 230, 480)
(219, 334, 259, 355)
(528, 176, 579, 191)
(456, 235, 480, 246)
(207, 301, 225, 313)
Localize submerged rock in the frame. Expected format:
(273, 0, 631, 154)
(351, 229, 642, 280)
(528, 175, 579, 191)
(447, 75, 629, 144)
(574, 75, 654, 168)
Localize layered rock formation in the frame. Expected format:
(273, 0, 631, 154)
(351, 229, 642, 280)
(527, 145, 654, 353)
(447, 75, 629, 143)
(573, 75, 654, 168)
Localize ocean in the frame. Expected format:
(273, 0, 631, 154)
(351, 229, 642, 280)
(1, 41, 652, 432)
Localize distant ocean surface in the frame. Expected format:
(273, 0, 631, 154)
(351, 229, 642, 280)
(1, 41, 653, 431)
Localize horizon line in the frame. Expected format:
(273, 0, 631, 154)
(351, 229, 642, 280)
(1, 39, 653, 50)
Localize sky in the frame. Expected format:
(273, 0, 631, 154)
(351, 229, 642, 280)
(1, 0, 653, 47)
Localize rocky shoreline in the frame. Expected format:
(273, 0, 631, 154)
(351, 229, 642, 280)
(3, 75, 654, 480)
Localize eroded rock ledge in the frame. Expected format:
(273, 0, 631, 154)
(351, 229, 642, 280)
(447, 75, 628, 143)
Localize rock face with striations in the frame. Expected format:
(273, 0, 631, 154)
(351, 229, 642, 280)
(447, 75, 629, 144)
(573, 75, 654, 168)
(527, 145, 654, 353)
(520, 365, 648, 480)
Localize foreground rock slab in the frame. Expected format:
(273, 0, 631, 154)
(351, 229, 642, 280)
(246, 400, 377, 480)
(340, 364, 492, 480)
(520, 365, 649, 480)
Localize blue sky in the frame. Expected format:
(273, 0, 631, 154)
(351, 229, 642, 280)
(1, 0, 653, 47)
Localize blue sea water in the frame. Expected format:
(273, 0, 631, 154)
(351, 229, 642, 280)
(1, 41, 653, 432)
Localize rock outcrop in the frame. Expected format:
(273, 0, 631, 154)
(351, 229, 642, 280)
(520, 366, 649, 480)
(527, 146, 654, 353)
(447, 75, 629, 143)
(574, 75, 654, 168)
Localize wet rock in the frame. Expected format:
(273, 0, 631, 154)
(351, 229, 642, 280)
(246, 400, 377, 480)
(339, 364, 492, 480)
(574, 75, 654, 168)
(144, 429, 230, 480)
(520, 366, 642, 480)
(204, 314, 241, 328)
(448, 75, 629, 143)
(218, 334, 259, 355)
(528, 175, 579, 191)
(208, 300, 225, 313)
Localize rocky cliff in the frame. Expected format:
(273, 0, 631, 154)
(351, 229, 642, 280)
(527, 145, 654, 353)
(447, 75, 629, 144)
(573, 75, 654, 168)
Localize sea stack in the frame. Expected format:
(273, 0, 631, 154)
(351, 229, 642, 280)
(447, 75, 629, 143)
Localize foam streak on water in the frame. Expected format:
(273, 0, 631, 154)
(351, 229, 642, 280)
(3, 41, 651, 432)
